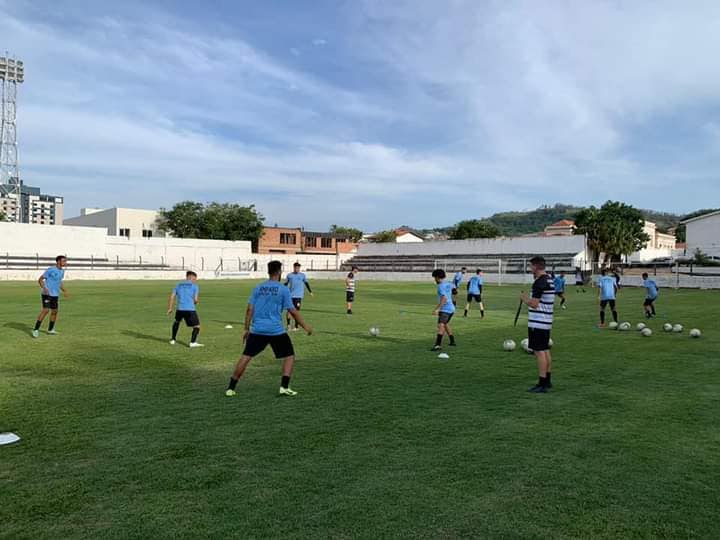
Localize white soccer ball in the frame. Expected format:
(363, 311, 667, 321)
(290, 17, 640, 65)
(369, 327, 380, 337)
(609, 322, 619, 330)
(673, 324, 683, 333)
(636, 323, 646, 331)
(619, 322, 632, 331)
(641, 328, 652, 337)
(503, 339, 516, 352)
(690, 328, 702, 338)
(520, 338, 532, 353)
(663, 323, 673, 332)
(438, 352, 450, 359)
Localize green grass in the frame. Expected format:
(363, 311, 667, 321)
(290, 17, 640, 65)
(1, 279, 719, 539)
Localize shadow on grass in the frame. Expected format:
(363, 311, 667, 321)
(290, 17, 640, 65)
(319, 330, 406, 344)
(121, 330, 172, 344)
(3, 322, 32, 337)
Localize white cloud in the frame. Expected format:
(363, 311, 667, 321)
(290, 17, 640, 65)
(312, 38, 328, 46)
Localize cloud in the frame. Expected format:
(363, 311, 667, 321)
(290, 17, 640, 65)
(312, 38, 328, 46)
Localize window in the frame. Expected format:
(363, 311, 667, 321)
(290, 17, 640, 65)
(142, 229, 153, 238)
(280, 233, 296, 245)
(305, 236, 317, 248)
(119, 228, 130, 238)
(321, 237, 333, 248)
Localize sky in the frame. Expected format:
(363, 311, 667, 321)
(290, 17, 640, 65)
(2, 0, 720, 230)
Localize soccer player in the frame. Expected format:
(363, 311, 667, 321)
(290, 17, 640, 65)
(597, 268, 619, 327)
(642, 272, 659, 318)
(284, 262, 313, 330)
(452, 267, 467, 306)
(463, 269, 485, 318)
(32, 255, 69, 338)
(226, 260, 313, 397)
(431, 269, 456, 350)
(345, 266, 359, 315)
(554, 270, 567, 310)
(574, 266, 586, 293)
(167, 270, 203, 347)
(520, 256, 555, 393)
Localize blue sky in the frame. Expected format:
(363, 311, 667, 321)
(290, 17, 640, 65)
(2, 0, 720, 230)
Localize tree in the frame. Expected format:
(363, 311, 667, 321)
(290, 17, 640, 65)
(574, 201, 650, 263)
(157, 201, 265, 242)
(371, 230, 397, 243)
(0, 211, 7, 222)
(330, 224, 363, 242)
(449, 220, 500, 240)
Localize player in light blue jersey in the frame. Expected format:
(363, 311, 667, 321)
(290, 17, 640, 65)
(641, 272, 659, 319)
(553, 271, 567, 310)
(167, 271, 203, 347)
(431, 269, 456, 351)
(451, 267, 467, 306)
(597, 268, 619, 327)
(226, 260, 313, 397)
(284, 262, 313, 330)
(32, 255, 69, 338)
(463, 269, 485, 318)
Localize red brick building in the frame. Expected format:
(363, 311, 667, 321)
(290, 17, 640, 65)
(257, 226, 358, 255)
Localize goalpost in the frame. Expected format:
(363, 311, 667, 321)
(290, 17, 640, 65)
(432, 258, 511, 286)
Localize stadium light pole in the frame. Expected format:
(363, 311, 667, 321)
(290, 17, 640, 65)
(0, 54, 25, 223)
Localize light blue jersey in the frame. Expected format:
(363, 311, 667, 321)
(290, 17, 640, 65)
(437, 282, 456, 314)
(468, 276, 483, 295)
(285, 272, 309, 299)
(598, 276, 617, 300)
(643, 279, 658, 300)
(174, 281, 199, 311)
(249, 280, 295, 336)
(554, 275, 566, 293)
(42, 266, 65, 297)
(453, 272, 464, 288)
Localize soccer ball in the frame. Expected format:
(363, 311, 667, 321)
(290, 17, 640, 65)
(641, 328, 652, 337)
(690, 328, 702, 338)
(663, 323, 673, 332)
(619, 322, 632, 331)
(503, 339, 516, 352)
(673, 324, 684, 333)
(636, 323, 646, 331)
(609, 321, 619, 330)
(369, 327, 380, 337)
(520, 338, 533, 353)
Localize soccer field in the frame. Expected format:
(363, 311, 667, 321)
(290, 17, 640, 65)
(1, 279, 719, 538)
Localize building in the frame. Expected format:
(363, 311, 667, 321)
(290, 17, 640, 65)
(627, 221, 678, 262)
(257, 226, 358, 254)
(363, 228, 425, 243)
(63, 207, 163, 239)
(543, 219, 576, 236)
(0, 181, 64, 225)
(681, 210, 720, 258)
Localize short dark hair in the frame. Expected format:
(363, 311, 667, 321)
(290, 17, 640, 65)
(476, 268, 482, 274)
(642, 272, 649, 279)
(352, 265, 359, 271)
(268, 260, 283, 276)
(461, 267, 467, 271)
(601, 268, 608, 276)
(432, 269, 446, 279)
(56, 255, 66, 263)
(293, 262, 301, 267)
(186, 270, 197, 278)
(529, 256, 546, 269)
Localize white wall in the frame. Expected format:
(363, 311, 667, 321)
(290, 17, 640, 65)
(396, 233, 424, 243)
(358, 235, 587, 257)
(685, 213, 720, 258)
(0, 221, 109, 257)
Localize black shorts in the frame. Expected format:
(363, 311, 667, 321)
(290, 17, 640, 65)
(466, 293, 482, 303)
(438, 312, 454, 325)
(292, 298, 302, 310)
(575, 281, 584, 286)
(451, 288, 459, 296)
(643, 298, 656, 306)
(346, 291, 355, 302)
(600, 299, 616, 310)
(41, 294, 59, 310)
(243, 333, 295, 359)
(528, 327, 551, 352)
(175, 310, 200, 327)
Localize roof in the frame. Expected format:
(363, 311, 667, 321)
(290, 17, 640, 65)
(394, 228, 424, 238)
(546, 219, 576, 228)
(681, 210, 720, 225)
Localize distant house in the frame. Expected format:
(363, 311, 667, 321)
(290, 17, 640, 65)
(681, 210, 720, 258)
(394, 228, 425, 243)
(257, 226, 358, 255)
(543, 219, 576, 236)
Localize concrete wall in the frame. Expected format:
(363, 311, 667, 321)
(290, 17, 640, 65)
(685, 213, 720, 258)
(63, 208, 117, 235)
(358, 235, 587, 257)
(0, 221, 109, 257)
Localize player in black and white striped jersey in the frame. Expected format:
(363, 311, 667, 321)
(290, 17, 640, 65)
(520, 256, 555, 393)
(345, 266, 359, 315)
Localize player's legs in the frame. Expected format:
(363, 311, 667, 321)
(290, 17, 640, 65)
(346, 292, 354, 314)
(610, 300, 618, 323)
(270, 334, 297, 394)
(559, 292, 566, 309)
(171, 311, 182, 343)
(226, 334, 268, 395)
(528, 329, 551, 392)
(599, 300, 607, 326)
(190, 324, 201, 344)
(651, 299, 656, 316)
(47, 308, 59, 333)
(463, 294, 472, 317)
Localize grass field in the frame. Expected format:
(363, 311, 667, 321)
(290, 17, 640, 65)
(1, 278, 719, 539)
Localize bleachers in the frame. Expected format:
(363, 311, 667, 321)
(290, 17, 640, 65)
(0, 255, 174, 271)
(341, 253, 578, 273)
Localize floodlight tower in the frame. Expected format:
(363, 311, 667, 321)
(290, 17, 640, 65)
(0, 54, 25, 222)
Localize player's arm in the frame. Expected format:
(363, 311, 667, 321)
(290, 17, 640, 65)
(38, 274, 49, 295)
(521, 282, 544, 308)
(242, 304, 254, 341)
(167, 292, 176, 314)
(304, 279, 313, 296)
(288, 308, 313, 335)
(433, 295, 448, 314)
(60, 282, 69, 298)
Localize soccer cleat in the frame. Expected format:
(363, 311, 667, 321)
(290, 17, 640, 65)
(449, 341, 457, 347)
(430, 345, 442, 351)
(346, 310, 353, 315)
(545, 381, 553, 389)
(225, 389, 236, 397)
(189, 342, 205, 348)
(279, 387, 298, 396)
(47, 329, 58, 335)
(32, 329, 39, 338)
(561, 305, 567, 310)
(169, 340, 176, 345)
(527, 385, 547, 393)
